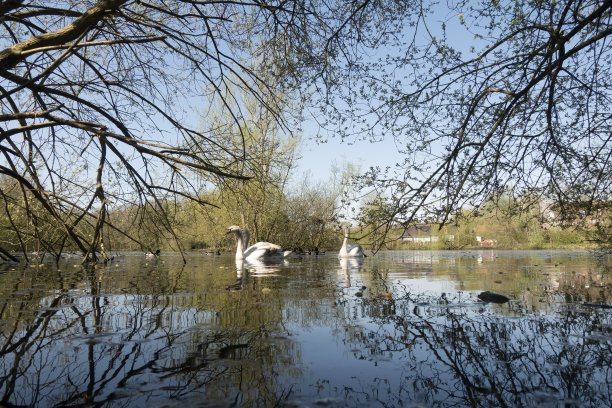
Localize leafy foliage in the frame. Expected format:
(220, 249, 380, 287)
(0, 0, 369, 261)
(314, 0, 612, 248)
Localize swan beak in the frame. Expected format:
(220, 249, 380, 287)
(226, 225, 241, 234)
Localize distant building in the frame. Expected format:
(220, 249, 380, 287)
(542, 200, 609, 227)
(401, 224, 454, 243)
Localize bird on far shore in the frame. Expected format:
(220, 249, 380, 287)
(145, 249, 160, 259)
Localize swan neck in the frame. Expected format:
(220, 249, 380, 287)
(235, 231, 244, 259)
(235, 228, 250, 260)
(341, 235, 349, 252)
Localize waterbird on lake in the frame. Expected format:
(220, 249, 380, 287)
(338, 224, 366, 258)
(145, 249, 160, 259)
(226, 225, 292, 261)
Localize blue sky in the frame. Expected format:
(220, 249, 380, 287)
(296, 134, 404, 183)
(295, 3, 480, 185)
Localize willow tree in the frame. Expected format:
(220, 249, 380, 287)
(4, 1, 609, 261)
(229, 105, 300, 245)
(181, 89, 301, 250)
(0, 0, 369, 262)
(313, 0, 612, 248)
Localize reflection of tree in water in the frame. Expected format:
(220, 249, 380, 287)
(1, 254, 610, 407)
(342, 295, 611, 408)
(0, 264, 299, 407)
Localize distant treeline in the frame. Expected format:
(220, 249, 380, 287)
(384, 195, 610, 251)
(0, 171, 348, 255)
(1, 170, 609, 256)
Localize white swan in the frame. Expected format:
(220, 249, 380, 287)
(226, 225, 292, 261)
(338, 224, 366, 258)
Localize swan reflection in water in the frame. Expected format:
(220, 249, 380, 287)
(1, 252, 610, 408)
(243, 257, 288, 276)
(337, 257, 364, 288)
(226, 258, 288, 291)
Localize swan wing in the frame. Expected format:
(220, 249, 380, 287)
(244, 243, 269, 260)
(262, 242, 282, 252)
(347, 244, 365, 257)
(245, 242, 285, 260)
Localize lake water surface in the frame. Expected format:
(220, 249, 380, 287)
(0, 250, 610, 407)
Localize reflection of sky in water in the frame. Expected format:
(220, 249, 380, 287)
(0, 250, 609, 407)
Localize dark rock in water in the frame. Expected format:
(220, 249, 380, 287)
(478, 291, 510, 304)
(583, 302, 612, 309)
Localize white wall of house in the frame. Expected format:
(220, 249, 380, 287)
(402, 235, 454, 243)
